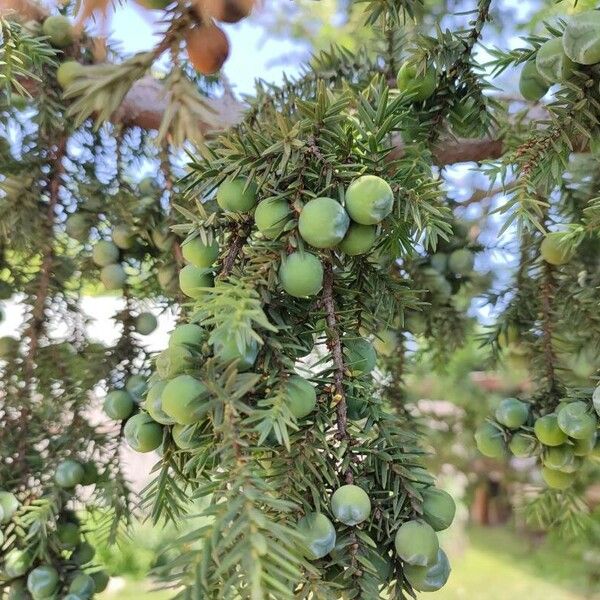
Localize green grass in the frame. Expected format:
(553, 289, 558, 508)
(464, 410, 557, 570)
(99, 526, 600, 600)
(432, 527, 599, 600)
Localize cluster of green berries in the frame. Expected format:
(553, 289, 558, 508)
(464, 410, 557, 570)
(1, 488, 109, 599)
(297, 483, 455, 592)
(476, 390, 600, 490)
(519, 10, 600, 102)
(213, 174, 395, 299)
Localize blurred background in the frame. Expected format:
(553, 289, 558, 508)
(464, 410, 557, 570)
(3, 0, 600, 597)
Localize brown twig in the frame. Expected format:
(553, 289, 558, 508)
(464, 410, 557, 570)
(321, 259, 348, 442)
(220, 220, 252, 278)
(24, 136, 67, 379)
(539, 259, 558, 395)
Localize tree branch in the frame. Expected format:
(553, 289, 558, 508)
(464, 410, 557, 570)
(24, 136, 67, 377)
(321, 259, 349, 445)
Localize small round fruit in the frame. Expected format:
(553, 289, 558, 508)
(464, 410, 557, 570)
(71, 541, 95, 565)
(169, 323, 206, 348)
(216, 178, 257, 212)
(298, 197, 349, 248)
(103, 390, 134, 421)
(422, 488, 456, 532)
(447, 248, 474, 275)
(345, 175, 394, 225)
(145, 381, 175, 425)
(138, 177, 155, 194)
(594, 385, 600, 416)
(5, 549, 31, 578)
(69, 572, 95, 597)
(394, 520, 439, 566)
(56, 60, 84, 89)
(90, 570, 110, 593)
(422, 268, 452, 302)
(543, 445, 576, 471)
(474, 422, 506, 457)
(509, 432, 537, 457)
(126, 374, 147, 399)
(279, 252, 323, 297)
(373, 329, 397, 357)
(495, 398, 529, 429)
(112, 224, 135, 249)
(162, 375, 209, 425)
(157, 264, 178, 293)
(172, 423, 203, 450)
(135, 312, 158, 335)
(27, 565, 59, 598)
(519, 60, 549, 101)
(124, 413, 163, 452)
(562, 11, 600, 65)
(541, 232, 571, 265)
(573, 432, 596, 456)
(205, 0, 254, 22)
(430, 252, 448, 273)
(42, 15, 73, 48)
(100, 264, 126, 290)
(57, 522, 80, 548)
(0, 491, 19, 523)
(186, 24, 230, 75)
(182, 237, 219, 268)
(536, 37, 574, 83)
(254, 197, 291, 239)
(297, 513, 336, 559)
(343, 338, 376, 375)
(541, 466, 576, 489)
(179, 265, 214, 299)
(557, 401, 597, 440)
(0, 281, 12, 299)
(151, 226, 173, 251)
(285, 375, 317, 419)
(397, 62, 436, 101)
(404, 548, 451, 592)
(55, 459, 85, 488)
(534, 414, 568, 446)
(339, 223, 377, 256)
(0, 335, 18, 358)
(213, 337, 259, 371)
(156, 346, 192, 379)
(80, 461, 98, 486)
(331, 484, 371, 526)
(92, 240, 119, 267)
(7, 578, 30, 599)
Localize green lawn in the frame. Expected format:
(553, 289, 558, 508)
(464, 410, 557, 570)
(432, 527, 599, 600)
(99, 526, 600, 600)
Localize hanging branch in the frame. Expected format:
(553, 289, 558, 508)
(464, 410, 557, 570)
(321, 260, 349, 445)
(24, 135, 67, 378)
(539, 259, 558, 396)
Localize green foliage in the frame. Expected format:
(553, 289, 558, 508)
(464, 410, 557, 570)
(2, 0, 600, 598)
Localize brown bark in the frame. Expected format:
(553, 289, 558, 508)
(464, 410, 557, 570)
(321, 260, 348, 443)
